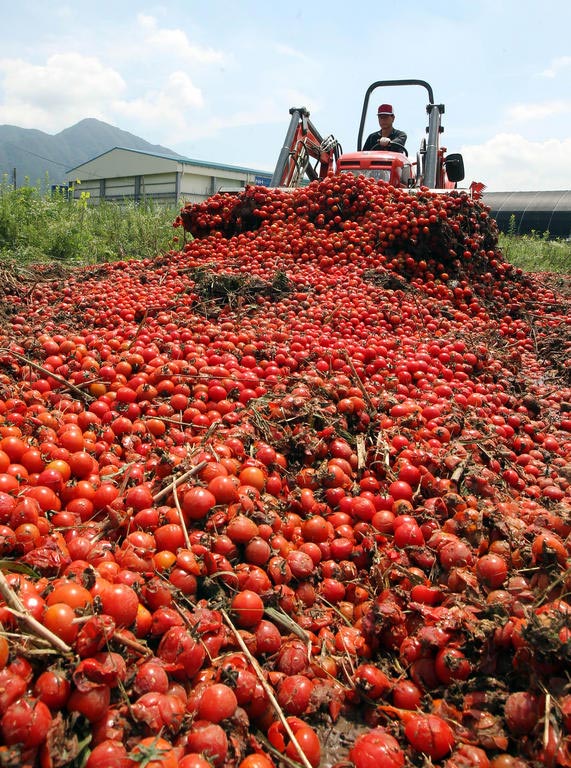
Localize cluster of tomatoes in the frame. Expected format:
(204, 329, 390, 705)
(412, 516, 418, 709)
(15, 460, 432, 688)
(0, 174, 570, 768)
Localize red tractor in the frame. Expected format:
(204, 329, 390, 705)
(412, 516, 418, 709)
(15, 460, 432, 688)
(271, 79, 467, 192)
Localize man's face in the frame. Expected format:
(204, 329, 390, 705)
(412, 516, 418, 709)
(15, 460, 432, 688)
(378, 113, 394, 129)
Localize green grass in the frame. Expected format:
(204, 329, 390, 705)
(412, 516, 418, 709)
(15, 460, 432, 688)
(498, 231, 571, 274)
(1, 176, 569, 274)
(0, 175, 182, 266)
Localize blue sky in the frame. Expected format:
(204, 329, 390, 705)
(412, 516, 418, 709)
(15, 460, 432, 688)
(1, 0, 570, 191)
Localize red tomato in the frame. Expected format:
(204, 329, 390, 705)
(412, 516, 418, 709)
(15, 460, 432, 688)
(197, 683, 238, 723)
(68, 451, 95, 478)
(134, 661, 170, 695)
(45, 459, 72, 482)
(33, 669, 72, 709)
(208, 474, 240, 504)
(349, 496, 377, 522)
(393, 519, 424, 547)
(476, 553, 508, 588)
(58, 427, 85, 452)
(0, 473, 20, 493)
(67, 684, 111, 722)
(301, 515, 331, 543)
(239, 466, 266, 491)
(285, 726, 321, 768)
(255, 619, 282, 655)
(0, 669, 27, 713)
(178, 755, 214, 768)
(352, 663, 391, 699)
(47, 581, 93, 610)
(10, 496, 40, 527)
(434, 647, 472, 685)
(92, 482, 120, 511)
(23, 484, 61, 512)
(0, 451, 10, 473)
(130, 736, 179, 768)
(125, 484, 154, 511)
(99, 583, 140, 627)
(396, 462, 421, 486)
(131, 691, 185, 734)
(268, 718, 320, 768)
(388, 480, 414, 502)
(504, 691, 540, 735)
(448, 744, 490, 767)
(154, 523, 186, 553)
(404, 713, 455, 760)
(0, 696, 52, 747)
(276, 674, 313, 715)
(157, 626, 206, 678)
(185, 722, 228, 767)
(349, 729, 404, 768)
(0, 436, 27, 463)
(238, 755, 274, 768)
(319, 577, 346, 603)
(0, 636, 8, 669)
(392, 679, 422, 710)
(255, 444, 277, 466)
(43, 602, 79, 645)
(231, 589, 264, 627)
(226, 514, 259, 544)
(244, 536, 272, 566)
(85, 739, 133, 768)
(182, 487, 217, 521)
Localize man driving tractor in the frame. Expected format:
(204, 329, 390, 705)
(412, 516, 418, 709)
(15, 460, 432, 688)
(363, 103, 407, 152)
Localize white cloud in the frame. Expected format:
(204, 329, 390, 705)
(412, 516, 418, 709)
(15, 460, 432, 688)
(539, 55, 571, 78)
(159, 86, 319, 148)
(0, 53, 125, 129)
(167, 72, 204, 109)
(505, 100, 571, 122)
(461, 133, 571, 191)
(229, 89, 319, 127)
(137, 14, 225, 65)
(274, 43, 314, 64)
(0, 50, 207, 143)
(0, 14, 318, 151)
(112, 71, 204, 139)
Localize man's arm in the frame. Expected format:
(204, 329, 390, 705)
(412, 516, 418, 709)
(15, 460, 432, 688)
(362, 132, 379, 151)
(392, 130, 407, 147)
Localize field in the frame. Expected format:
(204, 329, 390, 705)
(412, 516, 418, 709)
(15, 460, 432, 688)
(0, 179, 570, 272)
(0, 177, 570, 768)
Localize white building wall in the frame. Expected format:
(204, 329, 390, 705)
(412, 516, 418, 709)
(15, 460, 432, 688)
(66, 148, 272, 205)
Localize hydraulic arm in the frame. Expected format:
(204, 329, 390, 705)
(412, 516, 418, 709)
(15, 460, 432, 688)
(270, 107, 341, 187)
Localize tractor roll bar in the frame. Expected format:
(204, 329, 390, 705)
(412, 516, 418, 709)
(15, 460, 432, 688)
(356, 79, 435, 151)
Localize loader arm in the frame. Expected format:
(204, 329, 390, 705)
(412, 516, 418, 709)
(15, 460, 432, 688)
(271, 107, 341, 187)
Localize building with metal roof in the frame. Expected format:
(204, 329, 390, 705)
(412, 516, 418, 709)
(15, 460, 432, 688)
(483, 190, 571, 239)
(65, 147, 272, 205)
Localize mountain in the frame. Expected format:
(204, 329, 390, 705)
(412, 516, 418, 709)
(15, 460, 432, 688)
(0, 118, 185, 187)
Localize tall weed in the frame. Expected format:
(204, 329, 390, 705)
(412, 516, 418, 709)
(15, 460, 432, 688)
(0, 176, 181, 265)
(499, 228, 570, 274)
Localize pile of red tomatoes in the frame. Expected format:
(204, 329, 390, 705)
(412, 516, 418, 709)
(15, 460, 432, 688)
(0, 174, 570, 768)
